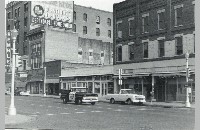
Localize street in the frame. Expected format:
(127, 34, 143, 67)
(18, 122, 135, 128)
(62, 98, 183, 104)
(5, 95, 195, 130)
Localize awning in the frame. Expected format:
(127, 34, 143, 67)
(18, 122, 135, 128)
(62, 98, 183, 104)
(46, 79, 59, 83)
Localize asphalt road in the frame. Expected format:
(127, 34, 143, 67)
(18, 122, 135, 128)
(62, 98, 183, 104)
(5, 95, 195, 130)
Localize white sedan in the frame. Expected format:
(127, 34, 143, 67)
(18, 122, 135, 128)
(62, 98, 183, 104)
(20, 91, 30, 96)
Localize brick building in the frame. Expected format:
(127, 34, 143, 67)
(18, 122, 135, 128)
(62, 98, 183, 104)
(113, 0, 195, 102)
(5, 1, 113, 95)
(26, 26, 113, 95)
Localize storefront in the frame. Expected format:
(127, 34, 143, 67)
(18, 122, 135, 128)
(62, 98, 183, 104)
(60, 65, 114, 97)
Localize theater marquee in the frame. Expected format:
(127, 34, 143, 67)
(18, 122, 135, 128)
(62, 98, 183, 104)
(30, 1, 74, 30)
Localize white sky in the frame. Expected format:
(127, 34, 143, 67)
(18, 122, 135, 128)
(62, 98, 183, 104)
(5, 0, 126, 12)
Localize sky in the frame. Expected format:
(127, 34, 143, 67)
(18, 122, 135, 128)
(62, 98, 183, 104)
(5, 0, 126, 12)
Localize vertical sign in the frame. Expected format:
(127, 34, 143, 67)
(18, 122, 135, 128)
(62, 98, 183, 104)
(30, 1, 74, 30)
(118, 69, 122, 85)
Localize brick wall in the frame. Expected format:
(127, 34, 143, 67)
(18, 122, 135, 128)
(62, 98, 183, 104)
(45, 28, 79, 63)
(113, 0, 195, 65)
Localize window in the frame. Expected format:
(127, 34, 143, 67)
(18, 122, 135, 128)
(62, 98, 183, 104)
(143, 42, 148, 58)
(24, 3, 28, 12)
(96, 28, 100, 36)
(128, 17, 135, 36)
(117, 21, 122, 38)
(15, 21, 20, 30)
(7, 25, 10, 31)
(174, 5, 183, 26)
(74, 11, 76, 21)
(7, 12, 11, 19)
(15, 8, 17, 17)
(116, 45, 122, 61)
(107, 18, 111, 26)
(101, 51, 104, 57)
(23, 60, 26, 70)
(83, 13, 87, 21)
(17, 7, 20, 17)
(24, 32, 27, 40)
(24, 17, 28, 27)
(108, 30, 111, 38)
(157, 9, 165, 30)
(89, 51, 93, 56)
(194, 33, 195, 53)
(158, 40, 165, 57)
(83, 26, 87, 35)
(63, 83, 66, 89)
(128, 44, 134, 60)
(73, 24, 76, 32)
(78, 48, 82, 55)
(142, 13, 149, 33)
(96, 16, 100, 24)
(175, 36, 183, 55)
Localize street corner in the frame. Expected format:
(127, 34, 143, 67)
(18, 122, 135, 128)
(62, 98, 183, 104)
(5, 114, 36, 125)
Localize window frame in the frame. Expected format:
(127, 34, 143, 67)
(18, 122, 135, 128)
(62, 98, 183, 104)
(128, 42, 135, 60)
(83, 13, 87, 22)
(128, 17, 135, 36)
(174, 35, 183, 55)
(158, 39, 165, 57)
(96, 28, 100, 36)
(157, 9, 165, 30)
(174, 4, 184, 27)
(142, 40, 149, 58)
(116, 44, 122, 62)
(108, 30, 111, 38)
(142, 13, 149, 33)
(83, 26, 87, 35)
(107, 18, 111, 26)
(116, 20, 122, 39)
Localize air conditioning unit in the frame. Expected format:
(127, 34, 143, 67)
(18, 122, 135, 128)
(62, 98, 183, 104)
(118, 31, 122, 38)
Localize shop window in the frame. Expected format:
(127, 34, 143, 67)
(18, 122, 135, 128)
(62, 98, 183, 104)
(158, 40, 165, 57)
(174, 5, 183, 26)
(175, 36, 183, 55)
(94, 82, 100, 93)
(63, 83, 66, 89)
(143, 42, 148, 58)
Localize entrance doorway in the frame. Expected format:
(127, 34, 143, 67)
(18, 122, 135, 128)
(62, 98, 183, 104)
(101, 82, 108, 96)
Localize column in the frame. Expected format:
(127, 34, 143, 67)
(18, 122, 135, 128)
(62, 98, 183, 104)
(114, 78, 117, 93)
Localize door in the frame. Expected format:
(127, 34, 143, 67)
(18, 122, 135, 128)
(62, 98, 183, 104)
(101, 82, 108, 96)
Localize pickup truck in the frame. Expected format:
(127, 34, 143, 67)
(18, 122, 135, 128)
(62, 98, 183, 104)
(105, 89, 146, 105)
(60, 90, 98, 105)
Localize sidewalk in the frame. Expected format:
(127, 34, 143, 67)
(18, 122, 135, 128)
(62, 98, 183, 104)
(30, 94, 195, 109)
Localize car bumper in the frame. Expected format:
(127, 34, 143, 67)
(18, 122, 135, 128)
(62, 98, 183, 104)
(82, 98, 98, 103)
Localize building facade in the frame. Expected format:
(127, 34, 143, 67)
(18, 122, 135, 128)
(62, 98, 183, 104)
(113, 0, 195, 102)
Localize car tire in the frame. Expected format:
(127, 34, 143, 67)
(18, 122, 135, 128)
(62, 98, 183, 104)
(110, 98, 115, 104)
(75, 98, 82, 105)
(63, 98, 67, 104)
(127, 99, 132, 105)
(91, 102, 95, 105)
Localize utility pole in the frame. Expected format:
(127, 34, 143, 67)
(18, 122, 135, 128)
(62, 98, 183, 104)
(185, 52, 191, 108)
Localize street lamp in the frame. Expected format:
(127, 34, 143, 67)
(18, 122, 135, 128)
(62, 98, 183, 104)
(43, 66, 46, 97)
(8, 28, 18, 115)
(185, 52, 191, 108)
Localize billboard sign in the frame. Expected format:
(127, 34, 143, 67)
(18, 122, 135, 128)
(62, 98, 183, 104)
(31, 1, 74, 30)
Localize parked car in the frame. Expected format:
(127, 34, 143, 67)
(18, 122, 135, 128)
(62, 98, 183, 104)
(14, 90, 22, 96)
(5, 90, 11, 95)
(20, 91, 30, 96)
(105, 89, 146, 105)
